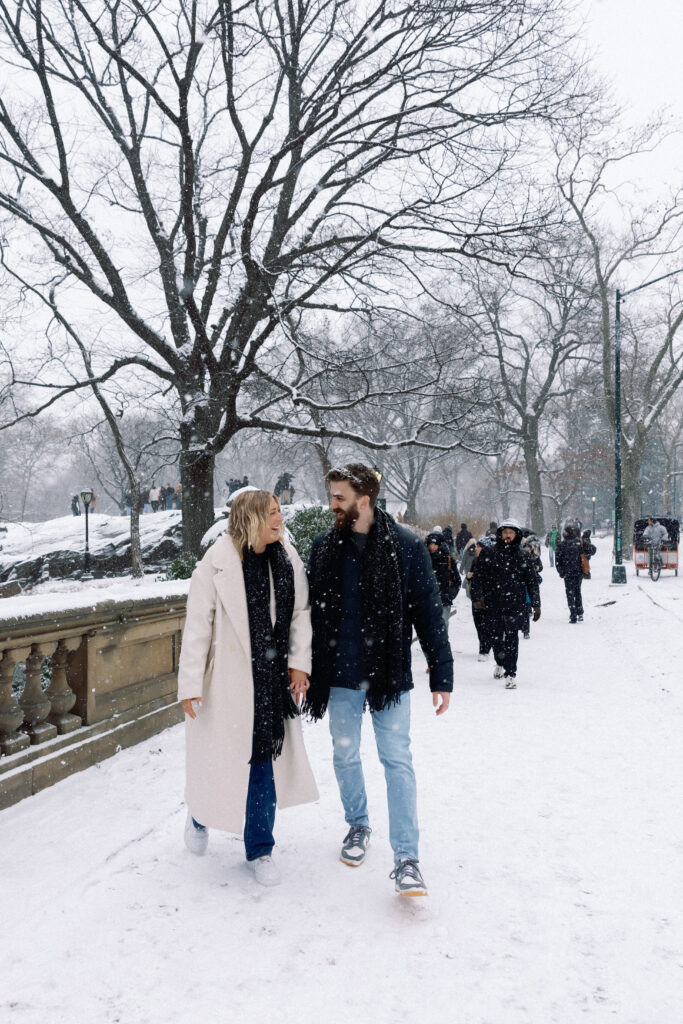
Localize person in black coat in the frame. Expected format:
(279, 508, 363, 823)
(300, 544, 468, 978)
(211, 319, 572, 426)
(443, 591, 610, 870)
(455, 523, 473, 555)
(306, 463, 453, 897)
(555, 520, 596, 623)
(470, 519, 540, 689)
(425, 531, 460, 635)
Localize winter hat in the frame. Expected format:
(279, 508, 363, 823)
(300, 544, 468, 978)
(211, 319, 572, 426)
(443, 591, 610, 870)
(497, 518, 523, 543)
(476, 535, 493, 547)
(425, 532, 443, 547)
(431, 524, 443, 533)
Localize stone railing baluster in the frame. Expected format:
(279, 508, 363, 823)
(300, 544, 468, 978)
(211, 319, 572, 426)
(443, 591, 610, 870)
(0, 647, 32, 756)
(19, 642, 58, 745)
(46, 637, 83, 734)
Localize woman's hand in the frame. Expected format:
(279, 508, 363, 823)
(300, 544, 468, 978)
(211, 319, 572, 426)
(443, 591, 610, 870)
(288, 668, 310, 705)
(181, 697, 202, 719)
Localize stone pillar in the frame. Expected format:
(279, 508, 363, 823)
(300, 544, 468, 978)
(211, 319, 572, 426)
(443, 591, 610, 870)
(20, 643, 58, 745)
(46, 638, 83, 735)
(0, 647, 32, 756)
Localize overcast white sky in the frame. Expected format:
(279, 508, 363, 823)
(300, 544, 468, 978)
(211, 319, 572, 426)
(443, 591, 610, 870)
(582, 0, 682, 135)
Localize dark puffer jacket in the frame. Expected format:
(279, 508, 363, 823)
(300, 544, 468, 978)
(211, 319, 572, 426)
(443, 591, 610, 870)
(556, 524, 596, 578)
(425, 532, 460, 606)
(470, 521, 540, 631)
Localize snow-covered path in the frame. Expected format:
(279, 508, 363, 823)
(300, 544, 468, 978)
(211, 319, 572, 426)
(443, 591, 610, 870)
(2, 553, 683, 1024)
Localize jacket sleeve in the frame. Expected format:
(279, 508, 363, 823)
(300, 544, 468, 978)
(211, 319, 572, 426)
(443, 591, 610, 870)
(555, 542, 565, 575)
(286, 542, 312, 674)
(405, 538, 453, 692)
(177, 552, 217, 701)
(523, 557, 540, 607)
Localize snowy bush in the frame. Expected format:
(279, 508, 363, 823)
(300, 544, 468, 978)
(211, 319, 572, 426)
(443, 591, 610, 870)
(286, 506, 335, 562)
(165, 551, 197, 580)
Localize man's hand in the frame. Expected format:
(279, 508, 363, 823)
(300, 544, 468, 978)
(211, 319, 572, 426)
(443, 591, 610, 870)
(432, 692, 450, 716)
(288, 668, 310, 705)
(532, 606, 541, 622)
(472, 600, 486, 610)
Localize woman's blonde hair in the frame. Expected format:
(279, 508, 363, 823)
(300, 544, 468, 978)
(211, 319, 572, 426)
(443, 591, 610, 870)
(228, 489, 282, 557)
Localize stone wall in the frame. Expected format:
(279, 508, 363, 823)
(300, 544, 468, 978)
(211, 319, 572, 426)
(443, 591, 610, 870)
(0, 591, 187, 809)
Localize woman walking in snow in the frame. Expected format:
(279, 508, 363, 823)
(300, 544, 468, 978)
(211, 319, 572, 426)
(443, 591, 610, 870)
(178, 489, 318, 886)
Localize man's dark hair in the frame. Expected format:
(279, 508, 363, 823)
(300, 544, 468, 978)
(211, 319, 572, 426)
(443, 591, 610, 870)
(326, 463, 380, 507)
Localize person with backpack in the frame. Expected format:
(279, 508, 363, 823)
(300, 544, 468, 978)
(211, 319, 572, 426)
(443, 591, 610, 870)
(461, 536, 495, 661)
(521, 533, 543, 639)
(455, 523, 473, 556)
(555, 520, 596, 623)
(425, 531, 461, 635)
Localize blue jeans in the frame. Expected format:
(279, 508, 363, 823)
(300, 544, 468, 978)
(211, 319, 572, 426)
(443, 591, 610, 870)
(327, 687, 419, 862)
(193, 759, 276, 861)
(549, 548, 555, 567)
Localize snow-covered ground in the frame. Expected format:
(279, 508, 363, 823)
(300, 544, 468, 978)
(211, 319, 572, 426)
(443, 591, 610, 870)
(2, 551, 682, 1024)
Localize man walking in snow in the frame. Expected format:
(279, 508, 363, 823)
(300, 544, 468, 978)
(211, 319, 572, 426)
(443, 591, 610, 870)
(470, 520, 540, 689)
(306, 463, 453, 897)
(555, 520, 596, 623)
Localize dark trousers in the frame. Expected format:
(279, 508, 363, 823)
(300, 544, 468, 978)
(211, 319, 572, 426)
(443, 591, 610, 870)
(564, 575, 583, 619)
(244, 759, 276, 861)
(192, 758, 276, 861)
(472, 604, 493, 654)
(492, 624, 519, 677)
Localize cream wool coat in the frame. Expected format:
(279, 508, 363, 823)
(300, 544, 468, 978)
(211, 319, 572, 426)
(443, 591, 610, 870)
(177, 534, 319, 832)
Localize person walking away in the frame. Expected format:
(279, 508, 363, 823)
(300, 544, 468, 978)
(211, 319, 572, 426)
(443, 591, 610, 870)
(555, 520, 595, 623)
(174, 483, 182, 509)
(306, 464, 453, 898)
(462, 536, 495, 661)
(71, 494, 80, 516)
(471, 520, 540, 689)
(455, 523, 473, 556)
(545, 524, 558, 567)
(521, 534, 543, 639)
(442, 524, 455, 554)
(178, 490, 318, 886)
(425, 531, 461, 636)
(149, 484, 160, 512)
(486, 520, 498, 540)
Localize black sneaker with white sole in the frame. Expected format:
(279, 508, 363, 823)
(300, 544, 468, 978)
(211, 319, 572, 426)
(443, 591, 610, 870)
(340, 825, 371, 866)
(390, 858, 428, 897)
(504, 675, 517, 689)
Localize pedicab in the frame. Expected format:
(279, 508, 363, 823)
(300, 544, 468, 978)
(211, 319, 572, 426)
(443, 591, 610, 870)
(633, 516, 679, 579)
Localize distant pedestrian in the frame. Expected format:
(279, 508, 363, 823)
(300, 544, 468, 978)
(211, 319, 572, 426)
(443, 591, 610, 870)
(544, 524, 558, 567)
(470, 520, 540, 689)
(71, 495, 80, 516)
(149, 484, 160, 512)
(555, 520, 596, 623)
(486, 520, 498, 540)
(425, 531, 461, 635)
(174, 484, 182, 509)
(455, 523, 472, 555)
(442, 524, 455, 555)
(521, 533, 543, 639)
(461, 536, 495, 661)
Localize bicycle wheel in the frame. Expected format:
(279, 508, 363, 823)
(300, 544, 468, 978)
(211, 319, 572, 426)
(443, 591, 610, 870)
(651, 554, 661, 582)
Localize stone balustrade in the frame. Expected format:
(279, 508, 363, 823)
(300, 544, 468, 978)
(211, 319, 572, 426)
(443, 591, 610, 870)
(0, 586, 189, 809)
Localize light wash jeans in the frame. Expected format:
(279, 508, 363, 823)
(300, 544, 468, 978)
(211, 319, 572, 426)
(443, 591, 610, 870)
(327, 687, 419, 862)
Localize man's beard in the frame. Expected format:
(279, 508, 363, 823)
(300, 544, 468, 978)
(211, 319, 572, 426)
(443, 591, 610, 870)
(333, 503, 360, 531)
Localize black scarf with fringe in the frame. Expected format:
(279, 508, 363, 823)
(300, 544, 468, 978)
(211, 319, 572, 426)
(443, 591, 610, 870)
(304, 506, 404, 721)
(242, 542, 297, 765)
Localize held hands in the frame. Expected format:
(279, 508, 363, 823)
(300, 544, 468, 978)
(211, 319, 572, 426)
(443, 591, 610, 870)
(472, 600, 486, 610)
(288, 668, 310, 706)
(532, 606, 541, 622)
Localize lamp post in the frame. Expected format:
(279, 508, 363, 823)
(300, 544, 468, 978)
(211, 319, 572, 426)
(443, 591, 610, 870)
(80, 488, 93, 577)
(671, 441, 683, 519)
(591, 496, 596, 533)
(612, 267, 683, 585)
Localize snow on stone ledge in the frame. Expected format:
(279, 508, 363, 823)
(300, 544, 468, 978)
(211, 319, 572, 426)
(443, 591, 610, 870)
(0, 575, 191, 624)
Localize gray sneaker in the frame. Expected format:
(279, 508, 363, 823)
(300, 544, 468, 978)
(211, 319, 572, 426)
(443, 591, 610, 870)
(340, 825, 371, 866)
(390, 858, 428, 897)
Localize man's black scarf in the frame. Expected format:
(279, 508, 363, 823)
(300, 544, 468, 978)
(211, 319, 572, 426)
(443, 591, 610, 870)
(242, 542, 297, 764)
(304, 506, 404, 721)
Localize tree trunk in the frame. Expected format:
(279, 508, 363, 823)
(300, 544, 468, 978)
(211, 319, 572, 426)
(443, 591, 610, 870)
(180, 448, 216, 556)
(129, 486, 143, 578)
(621, 442, 646, 561)
(311, 442, 332, 500)
(523, 435, 545, 536)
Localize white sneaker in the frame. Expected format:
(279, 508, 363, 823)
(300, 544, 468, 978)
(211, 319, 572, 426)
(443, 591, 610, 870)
(493, 664, 505, 679)
(184, 811, 208, 855)
(504, 676, 517, 689)
(249, 855, 281, 887)
(477, 653, 489, 662)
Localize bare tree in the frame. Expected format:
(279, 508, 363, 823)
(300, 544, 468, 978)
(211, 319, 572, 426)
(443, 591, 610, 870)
(0, 0, 582, 551)
(554, 114, 683, 550)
